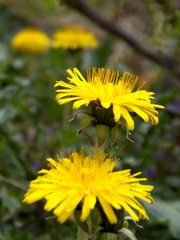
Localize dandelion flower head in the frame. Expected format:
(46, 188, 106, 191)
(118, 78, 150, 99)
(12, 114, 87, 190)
(24, 150, 154, 224)
(11, 28, 50, 53)
(52, 26, 98, 50)
(55, 67, 164, 130)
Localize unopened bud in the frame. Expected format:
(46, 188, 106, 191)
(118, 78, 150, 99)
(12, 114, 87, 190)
(123, 220, 129, 228)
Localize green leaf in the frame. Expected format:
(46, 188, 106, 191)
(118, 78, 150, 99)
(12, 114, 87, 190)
(0, 43, 10, 72)
(1, 194, 21, 214)
(145, 198, 180, 239)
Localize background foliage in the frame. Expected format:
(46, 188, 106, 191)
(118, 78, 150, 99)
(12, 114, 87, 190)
(0, 0, 179, 239)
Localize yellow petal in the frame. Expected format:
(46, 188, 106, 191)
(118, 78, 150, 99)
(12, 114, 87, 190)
(57, 210, 73, 223)
(101, 101, 111, 109)
(128, 105, 149, 122)
(113, 104, 121, 122)
(23, 190, 49, 203)
(98, 196, 117, 224)
(73, 99, 90, 109)
(81, 194, 96, 221)
(121, 107, 134, 130)
(54, 191, 83, 216)
(44, 190, 68, 211)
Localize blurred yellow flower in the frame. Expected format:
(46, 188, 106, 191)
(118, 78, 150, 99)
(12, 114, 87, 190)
(52, 26, 98, 50)
(24, 150, 153, 224)
(55, 67, 164, 130)
(11, 28, 50, 53)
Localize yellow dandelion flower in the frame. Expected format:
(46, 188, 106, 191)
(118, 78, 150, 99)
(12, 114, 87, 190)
(52, 26, 98, 50)
(24, 150, 154, 224)
(55, 67, 164, 130)
(11, 28, 50, 53)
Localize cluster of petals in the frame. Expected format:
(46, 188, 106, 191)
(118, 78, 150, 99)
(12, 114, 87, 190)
(24, 150, 154, 224)
(11, 28, 50, 54)
(55, 67, 164, 130)
(52, 26, 98, 50)
(11, 25, 98, 53)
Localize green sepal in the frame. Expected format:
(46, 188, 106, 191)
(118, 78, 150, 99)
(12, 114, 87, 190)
(124, 216, 143, 229)
(98, 232, 118, 240)
(77, 116, 97, 134)
(69, 110, 90, 123)
(95, 124, 109, 147)
(117, 228, 137, 240)
(90, 207, 103, 228)
(110, 125, 121, 149)
(74, 210, 89, 234)
(98, 206, 125, 233)
(77, 225, 89, 240)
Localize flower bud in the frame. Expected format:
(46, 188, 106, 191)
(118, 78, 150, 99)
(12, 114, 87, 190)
(123, 221, 129, 228)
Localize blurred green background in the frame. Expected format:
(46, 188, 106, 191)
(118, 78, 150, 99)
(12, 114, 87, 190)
(0, 0, 179, 239)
